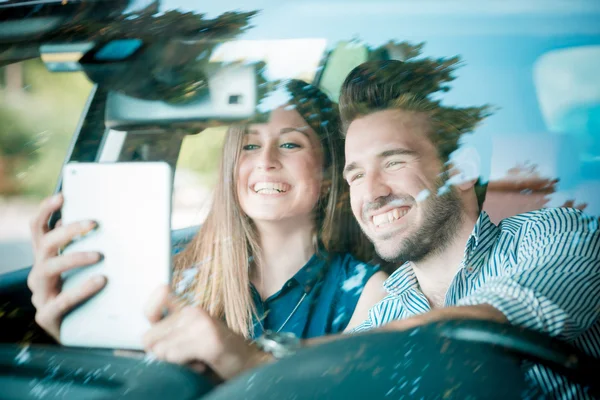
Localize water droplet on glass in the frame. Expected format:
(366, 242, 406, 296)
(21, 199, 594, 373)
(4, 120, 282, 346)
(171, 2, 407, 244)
(15, 345, 31, 365)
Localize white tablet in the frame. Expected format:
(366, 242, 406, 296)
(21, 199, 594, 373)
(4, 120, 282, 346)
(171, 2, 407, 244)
(60, 162, 172, 350)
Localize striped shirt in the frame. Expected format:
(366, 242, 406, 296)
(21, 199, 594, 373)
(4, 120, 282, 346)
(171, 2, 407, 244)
(351, 208, 600, 399)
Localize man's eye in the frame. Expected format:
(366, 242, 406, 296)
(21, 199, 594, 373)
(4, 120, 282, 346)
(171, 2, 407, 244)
(348, 173, 364, 183)
(280, 143, 301, 149)
(243, 144, 260, 150)
(386, 160, 405, 169)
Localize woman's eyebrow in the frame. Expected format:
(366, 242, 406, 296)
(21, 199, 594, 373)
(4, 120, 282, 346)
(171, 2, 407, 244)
(245, 127, 312, 139)
(279, 127, 311, 138)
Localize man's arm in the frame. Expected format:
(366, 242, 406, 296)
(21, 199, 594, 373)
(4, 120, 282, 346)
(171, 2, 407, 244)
(378, 304, 507, 332)
(302, 304, 506, 348)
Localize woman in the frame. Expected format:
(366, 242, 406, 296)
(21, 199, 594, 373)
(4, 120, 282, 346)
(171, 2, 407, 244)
(27, 80, 388, 345)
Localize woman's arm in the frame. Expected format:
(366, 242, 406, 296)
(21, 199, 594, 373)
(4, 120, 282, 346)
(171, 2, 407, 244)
(343, 271, 389, 332)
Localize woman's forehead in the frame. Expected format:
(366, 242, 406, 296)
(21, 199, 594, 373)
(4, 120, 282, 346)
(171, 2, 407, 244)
(248, 107, 317, 137)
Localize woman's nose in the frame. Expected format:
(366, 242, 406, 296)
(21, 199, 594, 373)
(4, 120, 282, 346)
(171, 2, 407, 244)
(256, 145, 281, 170)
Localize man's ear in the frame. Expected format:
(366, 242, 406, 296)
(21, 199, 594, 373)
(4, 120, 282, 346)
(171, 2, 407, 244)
(445, 161, 477, 191)
(445, 147, 481, 192)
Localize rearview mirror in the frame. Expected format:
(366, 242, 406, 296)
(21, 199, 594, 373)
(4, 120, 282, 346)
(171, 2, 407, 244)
(105, 62, 258, 130)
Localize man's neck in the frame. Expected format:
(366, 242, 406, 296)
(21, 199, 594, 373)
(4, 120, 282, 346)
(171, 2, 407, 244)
(251, 216, 316, 299)
(411, 210, 479, 309)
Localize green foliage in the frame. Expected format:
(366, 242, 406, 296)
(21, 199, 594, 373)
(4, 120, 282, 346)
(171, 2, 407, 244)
(0, 59, 93, 198)
(0, 108, 35, 157)
(0, 107, 37, 195)
(176, 127, 228, 186)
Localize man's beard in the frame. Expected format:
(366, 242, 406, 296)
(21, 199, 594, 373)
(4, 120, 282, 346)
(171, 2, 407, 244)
(365, 184, 464, 264)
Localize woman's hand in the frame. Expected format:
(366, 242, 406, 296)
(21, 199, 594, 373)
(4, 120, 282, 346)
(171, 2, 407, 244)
(142, 285, 273, 380)
(26, 193, 106, 341)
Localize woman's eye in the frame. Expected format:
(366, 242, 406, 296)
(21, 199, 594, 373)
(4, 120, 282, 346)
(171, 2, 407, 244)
(243, 144, 260, 151)
(280, 142, 301, 149)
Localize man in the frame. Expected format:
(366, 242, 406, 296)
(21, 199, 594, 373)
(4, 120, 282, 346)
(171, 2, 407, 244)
(143, 60, 600, 398)
(337, 59, 599, 398)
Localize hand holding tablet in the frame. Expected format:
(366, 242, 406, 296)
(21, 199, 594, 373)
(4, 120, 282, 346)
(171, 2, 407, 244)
(59, 162, 173, 350)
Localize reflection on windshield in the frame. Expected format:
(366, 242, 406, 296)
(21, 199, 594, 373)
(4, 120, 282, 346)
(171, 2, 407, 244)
(1, 1, 600, 398)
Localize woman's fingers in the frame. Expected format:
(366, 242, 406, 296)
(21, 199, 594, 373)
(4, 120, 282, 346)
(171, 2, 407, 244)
(44, 251, 102, 278)
(151, 328, 200, 365)
(144, 284, 177, 324)
(142, 310, 182, 348)
(36, 220, 97, 260)
(34, 275, 107, 341)
(27, 251, 102, 304)
(30, 194, 63, 250)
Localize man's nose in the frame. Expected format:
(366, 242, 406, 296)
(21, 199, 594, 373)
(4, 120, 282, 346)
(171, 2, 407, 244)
(363, 170, 392, 203)
(257, 145, 280, 170)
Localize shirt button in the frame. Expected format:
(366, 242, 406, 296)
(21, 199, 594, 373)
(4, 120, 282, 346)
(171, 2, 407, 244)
(286, 281, 293, 288)
(467, 267, 474, 273)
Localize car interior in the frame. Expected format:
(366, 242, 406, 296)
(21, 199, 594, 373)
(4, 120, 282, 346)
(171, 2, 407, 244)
(1, 0, 599, 398)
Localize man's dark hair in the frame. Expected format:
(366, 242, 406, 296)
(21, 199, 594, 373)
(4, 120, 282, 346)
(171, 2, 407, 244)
(339, 59, 492, 209)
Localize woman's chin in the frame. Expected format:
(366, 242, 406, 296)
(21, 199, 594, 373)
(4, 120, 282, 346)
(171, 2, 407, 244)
(245, 207, 314, 224)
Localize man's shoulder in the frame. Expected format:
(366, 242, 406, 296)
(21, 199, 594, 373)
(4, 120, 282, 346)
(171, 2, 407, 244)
(493, 208, 599, 257)
(497, 207, 596, 236)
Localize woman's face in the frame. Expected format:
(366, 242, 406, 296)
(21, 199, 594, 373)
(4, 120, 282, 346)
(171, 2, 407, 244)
(236, 106, 325, 223)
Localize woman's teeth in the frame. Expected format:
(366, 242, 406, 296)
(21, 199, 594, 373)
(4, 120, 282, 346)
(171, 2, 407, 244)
(372, 207, 409, 227)
(253, 182, 289, 194)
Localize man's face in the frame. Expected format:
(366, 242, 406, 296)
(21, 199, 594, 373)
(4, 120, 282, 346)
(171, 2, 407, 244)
(343, 109, 463, 263)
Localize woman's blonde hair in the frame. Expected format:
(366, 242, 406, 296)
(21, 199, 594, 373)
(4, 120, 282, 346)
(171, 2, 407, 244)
(173, 80, 373, 338)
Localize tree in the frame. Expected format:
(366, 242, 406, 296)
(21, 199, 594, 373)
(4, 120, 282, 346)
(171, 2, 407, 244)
(0, 107, 37, 196)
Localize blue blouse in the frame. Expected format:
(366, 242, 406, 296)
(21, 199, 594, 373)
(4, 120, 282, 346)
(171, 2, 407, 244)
(251, 251, 380, 339)
(172, 229, 380, 340)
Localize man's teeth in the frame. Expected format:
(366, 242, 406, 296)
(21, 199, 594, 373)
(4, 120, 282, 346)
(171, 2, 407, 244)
(253, 182, 289, 193)
(373, 208, 409, 226)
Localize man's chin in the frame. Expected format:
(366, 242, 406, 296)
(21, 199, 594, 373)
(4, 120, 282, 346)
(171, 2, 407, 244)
(372, 240, 406, 263)
(367, 225, 409, 243)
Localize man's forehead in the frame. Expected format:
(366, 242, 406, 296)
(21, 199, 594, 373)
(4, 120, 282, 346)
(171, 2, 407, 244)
(344, 109, 428, 161)
(348, 109, 427, 138)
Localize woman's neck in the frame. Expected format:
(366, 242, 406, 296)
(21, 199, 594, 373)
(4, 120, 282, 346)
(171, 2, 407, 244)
(251, 215, 316, 299)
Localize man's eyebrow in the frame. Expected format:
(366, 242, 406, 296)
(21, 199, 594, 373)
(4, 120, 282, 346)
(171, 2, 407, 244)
(343, 148, 416, 179)
(379, 148, 417, 158)
(343, 162, 359, 179)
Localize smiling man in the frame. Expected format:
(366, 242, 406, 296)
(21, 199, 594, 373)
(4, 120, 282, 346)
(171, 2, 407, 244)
(339, 60, 600, 399)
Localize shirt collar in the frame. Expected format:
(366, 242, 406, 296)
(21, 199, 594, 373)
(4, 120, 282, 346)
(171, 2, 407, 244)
(383, 261, 418, 297)
(383, 211, 499, 295)
(291, 249, 329, 293)
(462, 211, 499, 269)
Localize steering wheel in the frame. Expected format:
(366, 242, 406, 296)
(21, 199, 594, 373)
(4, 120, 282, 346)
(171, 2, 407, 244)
(205, 320, 599, 400)
(0, 344, 215, 399)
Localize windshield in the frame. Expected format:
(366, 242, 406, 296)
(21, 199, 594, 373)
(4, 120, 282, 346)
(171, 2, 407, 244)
(2, 0, 599, 272)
